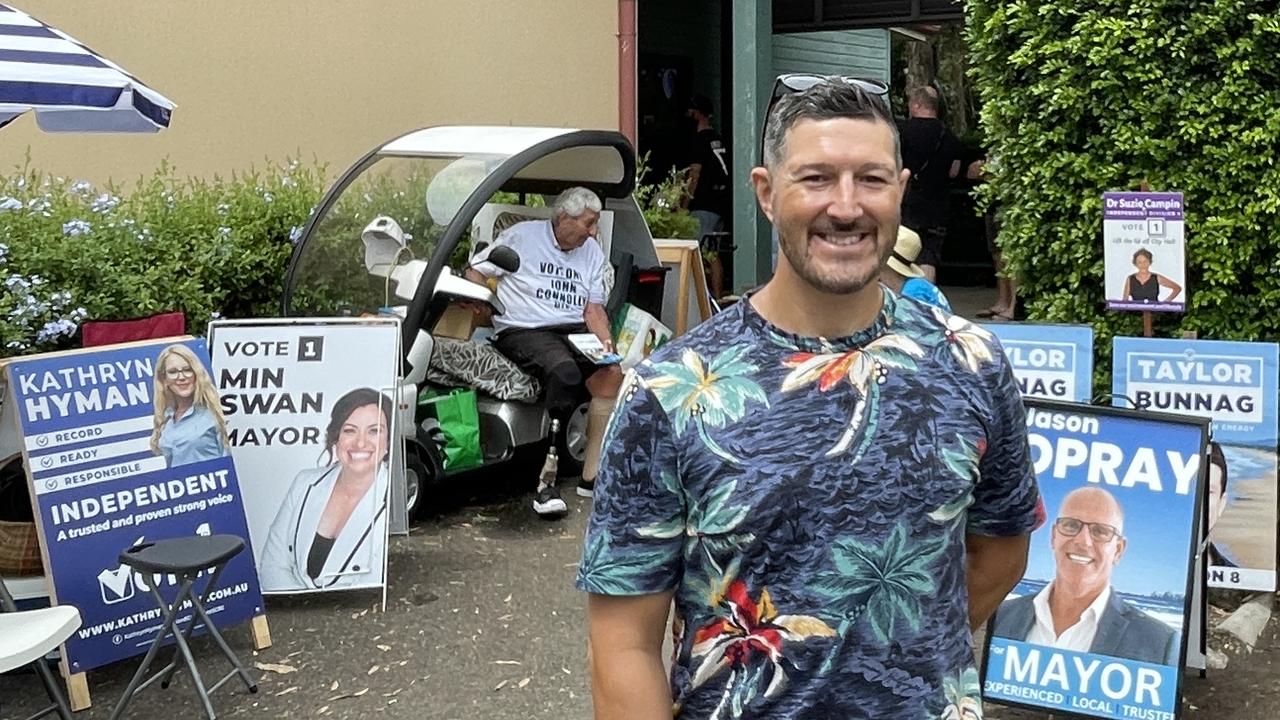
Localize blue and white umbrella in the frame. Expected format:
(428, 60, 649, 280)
(0, 3, 174, 132)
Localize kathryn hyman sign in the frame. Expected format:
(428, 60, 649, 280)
(982, 401, 1208, 720)
(1113, 337, 1279, 591)
(2, 340, 263, 673)
(982, 324, 1093, 402)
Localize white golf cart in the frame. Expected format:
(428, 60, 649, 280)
(282, 127, 665, 514)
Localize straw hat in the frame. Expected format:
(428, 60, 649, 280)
(886, 226, 925, 278)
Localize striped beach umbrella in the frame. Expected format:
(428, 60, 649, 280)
(0, 3, 174, 132)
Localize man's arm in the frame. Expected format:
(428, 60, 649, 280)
(966, 533, 1030, 631)
(464, 268, 486, 285)
(682, 163, 702, 210)
(588, 591, 673, 720)
(584, 302, 613, 351)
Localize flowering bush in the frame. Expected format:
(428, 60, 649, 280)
(1, 160, 324, 355)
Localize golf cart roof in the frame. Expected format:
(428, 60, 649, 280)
(379, 125, 634, 198)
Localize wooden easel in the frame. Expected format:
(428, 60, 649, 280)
(654, 239, 713, 336)
(0, 342, 271, 710)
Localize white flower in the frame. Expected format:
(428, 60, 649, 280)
(288, 225, 304, 243)
(0, 196, 22, 212)
(62, 220, 92, 237)
(70, 180, 93, 194)
(36, 318, 77, 343)
(218, 226, 232, 238)
(262, 192, 274, 203)
(216, 203, 230, 215)
(5, 274, 30, 292)
(0, 243, 8, 262)
(90, 194, 120, 213)
(27, 197, 50, 213)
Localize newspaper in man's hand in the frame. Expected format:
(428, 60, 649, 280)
(567, 334, 621, 365)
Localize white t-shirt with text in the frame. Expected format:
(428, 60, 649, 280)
(472, 219, 606, 334)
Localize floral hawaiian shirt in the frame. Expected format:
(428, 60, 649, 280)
(577, 289, 1040, 719)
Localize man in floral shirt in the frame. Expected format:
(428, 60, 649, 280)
(578, 78, 1040, 719)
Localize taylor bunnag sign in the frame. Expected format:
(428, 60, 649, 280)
(1113, 338, 1279, 591)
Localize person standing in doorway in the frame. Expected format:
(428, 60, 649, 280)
(898, 86, 961, 283)
(683, 94, 730, 298)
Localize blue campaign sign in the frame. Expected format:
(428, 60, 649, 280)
(1113, 337, 1280, 591)
(1112, 337, 1278, 447)
(982, 323, 1094, 402)
(982, 401, 1207, 720)
(5, 339, 264, 673)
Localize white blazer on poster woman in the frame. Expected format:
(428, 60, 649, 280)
(258, 463, 388, 592)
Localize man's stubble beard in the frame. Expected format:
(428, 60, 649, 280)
(779, 224, 898, 295)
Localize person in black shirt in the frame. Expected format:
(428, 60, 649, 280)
(898, 86, 961, 282)
(683, 94, 730, 296)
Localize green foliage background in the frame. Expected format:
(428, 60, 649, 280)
(966, 1, 1280, 384)
(1, 160, 322, 356)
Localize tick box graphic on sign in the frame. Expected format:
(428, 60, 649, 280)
(98, 562, 135, 605)
(1147, 218, 1165, 237)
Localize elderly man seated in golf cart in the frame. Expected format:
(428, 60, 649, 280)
(465, 186, 622, 516)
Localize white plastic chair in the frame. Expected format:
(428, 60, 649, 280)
(0, 577, 80, 720)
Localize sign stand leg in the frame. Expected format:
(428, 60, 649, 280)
(250, 614, 272, 650)
(1143, 310, 1154, 338)
(64, 668, 91, 711)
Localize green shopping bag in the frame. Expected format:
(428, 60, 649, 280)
(417, 387, 484, 472)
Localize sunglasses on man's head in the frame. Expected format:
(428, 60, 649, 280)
(771, 73, 890, 103)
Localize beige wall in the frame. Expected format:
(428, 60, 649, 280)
(1, 1, 619, 184)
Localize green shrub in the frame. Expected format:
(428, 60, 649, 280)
(1, 160, 324, 356)
(635, 154, 700, 241)
(966, 1, 1280, 384)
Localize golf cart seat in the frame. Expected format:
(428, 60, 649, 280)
(426, 336, 541, 402)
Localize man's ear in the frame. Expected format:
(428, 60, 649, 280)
(1114, 536, 1127, 563)
(750, 166, 775, 223)
(898, 167, 911, 195)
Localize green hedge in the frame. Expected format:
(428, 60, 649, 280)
(1, 160, 323, 356)
(966, 1, 1280, 382)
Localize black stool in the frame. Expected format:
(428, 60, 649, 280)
(108, 534, 258, 720)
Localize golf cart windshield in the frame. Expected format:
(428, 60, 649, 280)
(287, 152, 505, 317)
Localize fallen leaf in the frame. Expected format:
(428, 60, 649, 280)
(367, 665, 379, 675)
(494, 680, 508, 691)
(518, 677, 531, 689)
(494, 660, 521, 666)
(329, 680, 339, 691)
(318, 706, 330, 715)
(503, 594, 512, 603)
(377, 644, 391, 652)
(561, 667, 572, 675)
(274, 686, 299, 697)
(253, 662, 298, 675)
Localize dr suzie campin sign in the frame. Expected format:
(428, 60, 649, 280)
(982, 400, 1208, 720)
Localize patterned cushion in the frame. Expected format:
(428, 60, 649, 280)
(427, 337, 541, 402)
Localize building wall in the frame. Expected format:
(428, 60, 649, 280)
(772, 29, 891, 82)
(0, 1, 619, 184)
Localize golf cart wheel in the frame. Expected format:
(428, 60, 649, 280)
(405, 444, 442, 519)
(558, 401, 589, 479)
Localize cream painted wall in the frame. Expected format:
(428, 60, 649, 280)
(0, 1, 619, 184)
